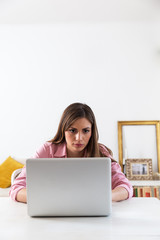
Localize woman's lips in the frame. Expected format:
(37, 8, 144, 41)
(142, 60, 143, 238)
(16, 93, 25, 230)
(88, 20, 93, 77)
(74, 144, 84, 148)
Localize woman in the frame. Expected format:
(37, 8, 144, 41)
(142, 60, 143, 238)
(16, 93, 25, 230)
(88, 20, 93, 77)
(9, 102, 133, 203)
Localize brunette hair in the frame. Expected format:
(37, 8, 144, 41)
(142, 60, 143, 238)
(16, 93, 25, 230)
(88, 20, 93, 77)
(49, 102, 113, 158)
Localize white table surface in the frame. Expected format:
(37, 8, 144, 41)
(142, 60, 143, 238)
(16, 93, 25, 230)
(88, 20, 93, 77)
(0, 197, 160, 240)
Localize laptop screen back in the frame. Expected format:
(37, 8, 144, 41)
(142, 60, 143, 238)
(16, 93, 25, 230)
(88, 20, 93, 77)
(26, 157, 112, 217)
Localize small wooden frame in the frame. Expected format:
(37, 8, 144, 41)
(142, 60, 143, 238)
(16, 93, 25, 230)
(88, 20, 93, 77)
(125, 158, 153, 180)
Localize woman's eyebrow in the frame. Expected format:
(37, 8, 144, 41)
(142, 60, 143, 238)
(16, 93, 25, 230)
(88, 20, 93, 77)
(69, 127, 91, 129)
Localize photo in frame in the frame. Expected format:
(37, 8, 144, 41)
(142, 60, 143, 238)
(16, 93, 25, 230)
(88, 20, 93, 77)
(125, 159, 153, 180)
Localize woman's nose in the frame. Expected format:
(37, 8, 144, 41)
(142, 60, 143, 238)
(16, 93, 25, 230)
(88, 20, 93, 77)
(75, 132, 82, 141)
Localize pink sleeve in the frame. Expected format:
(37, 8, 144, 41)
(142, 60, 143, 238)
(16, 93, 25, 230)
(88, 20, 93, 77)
(99, 144, 133, 199)
(9, 142, 51, 201)
(111, 162, 133, 199)
(9, 166, 26, 201)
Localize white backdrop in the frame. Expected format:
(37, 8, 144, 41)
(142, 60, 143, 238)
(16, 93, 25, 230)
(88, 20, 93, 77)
(0, 3, 160, 167)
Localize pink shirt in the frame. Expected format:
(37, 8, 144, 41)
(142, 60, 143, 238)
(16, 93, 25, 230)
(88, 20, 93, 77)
(9, 142, 133, 201)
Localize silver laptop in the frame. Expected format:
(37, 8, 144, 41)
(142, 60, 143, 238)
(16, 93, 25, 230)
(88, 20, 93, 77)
(26, 157, 112, 217)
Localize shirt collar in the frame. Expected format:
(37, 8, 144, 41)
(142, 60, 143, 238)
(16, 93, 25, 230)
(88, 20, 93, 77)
(54, 142, 67, 158)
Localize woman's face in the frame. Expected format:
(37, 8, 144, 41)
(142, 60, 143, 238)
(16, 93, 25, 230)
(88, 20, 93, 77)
(65, 118, 92, 157)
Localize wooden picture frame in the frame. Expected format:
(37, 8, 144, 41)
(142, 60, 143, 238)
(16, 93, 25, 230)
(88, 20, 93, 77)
(125, 158, 153, 180)
(118, 121, 160, 173)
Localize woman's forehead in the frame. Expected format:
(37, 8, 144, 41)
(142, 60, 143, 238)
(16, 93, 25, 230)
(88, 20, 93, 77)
(70, 118, 92, 128)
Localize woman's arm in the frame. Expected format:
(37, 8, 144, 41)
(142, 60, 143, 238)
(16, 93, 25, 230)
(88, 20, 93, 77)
(10, 143, 52, 203)
(9, 166, 27, 202)
(99, 145, 133, 201)
(111, 162, 133, 201)
(112, 187, 128, 202)
(16, 188, 27, 203)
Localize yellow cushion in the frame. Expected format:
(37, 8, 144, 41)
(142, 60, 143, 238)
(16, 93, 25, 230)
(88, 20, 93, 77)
(0, 156, 24, 188)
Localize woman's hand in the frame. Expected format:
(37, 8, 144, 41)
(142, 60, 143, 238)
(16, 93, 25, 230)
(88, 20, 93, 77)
(112, 187, 129, 202)
(16, 188, 27, 203)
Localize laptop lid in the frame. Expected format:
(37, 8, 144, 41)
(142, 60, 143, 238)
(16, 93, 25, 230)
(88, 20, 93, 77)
(26, 157, 112, 217)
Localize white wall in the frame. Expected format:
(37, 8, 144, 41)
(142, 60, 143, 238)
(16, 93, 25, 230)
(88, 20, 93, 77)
(0, 2, 160, 167)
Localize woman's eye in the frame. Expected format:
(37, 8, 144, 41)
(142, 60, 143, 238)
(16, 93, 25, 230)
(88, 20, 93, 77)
(83, 129, 89, 133)
(69, 129, 75, 133)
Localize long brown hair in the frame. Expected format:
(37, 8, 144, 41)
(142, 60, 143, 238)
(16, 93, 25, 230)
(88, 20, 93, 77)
(49, 102, 113, 158)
